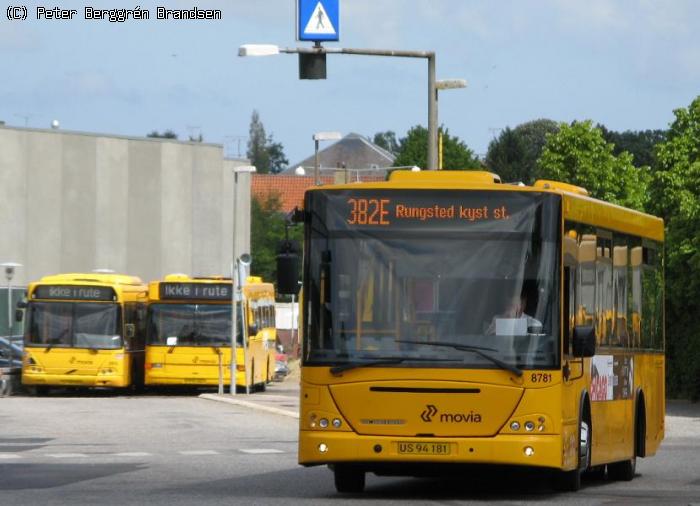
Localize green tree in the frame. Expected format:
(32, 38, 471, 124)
(266, 136, 289, 174)
(250, 193, 303, 288)
(647, 96, 700, 399)
(246, 110, 289, 174)
(537, 120, 648, 210)
(485, 127, 526, 182)
(486, 119, 559, 184)
(372, 130, 400, 155)
(147, 129, 178, 139)
(393, 125, 480, 170)
(598, 125, 667, 169)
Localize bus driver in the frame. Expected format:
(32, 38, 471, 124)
(485, 292, 542, 336)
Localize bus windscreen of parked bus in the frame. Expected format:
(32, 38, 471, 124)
(146, 304, 237, 347)
(26, 302, 122, 350)
(303, 190, 561, 370)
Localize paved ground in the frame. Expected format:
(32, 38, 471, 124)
(2, 365, 700, 505)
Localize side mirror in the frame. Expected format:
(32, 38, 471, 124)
(125, 324, 136, 339)
(15, 309, 24, 323)
(16, 300, 27, 309)
(573, 325, 596, 357)
(277, 238, 300, 296)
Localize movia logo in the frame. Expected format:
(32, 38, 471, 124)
(420, 404, 483, 423)
(421, 404, 438, 422)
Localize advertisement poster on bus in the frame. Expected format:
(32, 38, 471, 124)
(591, 355, 634, 401)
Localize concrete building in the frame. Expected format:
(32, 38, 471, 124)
(0, 125, 253, 286)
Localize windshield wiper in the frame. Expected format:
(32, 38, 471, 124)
(395, 339, 523, 377)
(330, 356, 461, 376)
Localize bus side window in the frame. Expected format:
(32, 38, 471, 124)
(596, 233, 613, 346)
(563, 225, 578, 356)
(612, 236, 629, 347)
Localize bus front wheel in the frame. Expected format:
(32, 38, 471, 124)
(333, 465, 365, 493)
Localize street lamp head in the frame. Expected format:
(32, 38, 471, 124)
(294, 166, 306, 176)
(233, 165, 257, 174)
(313, 131, 342, 142)
(436, 79, 467, 90)
(238, 44, 280, 57)
(0, 262, 22, 282)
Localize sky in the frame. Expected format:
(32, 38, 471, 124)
(1, 0, 699, 166)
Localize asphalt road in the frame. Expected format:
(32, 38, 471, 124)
(1, 388, 699, 505)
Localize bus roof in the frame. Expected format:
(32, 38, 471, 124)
(33, 272, 144, 286)
(27, 272, 147, 302)
(303, 169, 664, 242)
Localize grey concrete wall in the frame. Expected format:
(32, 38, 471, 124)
(0, 125, 252, 286)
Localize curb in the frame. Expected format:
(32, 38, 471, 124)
(199, 393, 299, 419)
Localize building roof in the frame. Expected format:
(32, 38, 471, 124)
(282, 132, 395, 174)
(252, 173, 385, 213)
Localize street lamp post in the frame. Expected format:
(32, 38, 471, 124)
(313, 131, 342, 185)
(239, 44, 441, 170)
(435, 79, 467, 169)
(230, 166, 256, 396)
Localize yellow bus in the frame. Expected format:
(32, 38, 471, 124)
(286, 170, 664, 492)
(242, 277, 278, 385)
(21, 272, 148, 393)
(144, 274, 274, 390)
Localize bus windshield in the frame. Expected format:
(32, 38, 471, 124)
(26, 302, 122, 349)
(147, 304, 238, 347)
(304, 189, 561, 370)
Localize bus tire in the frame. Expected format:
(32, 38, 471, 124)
(333, 465, 365, 493)
(608, 455, 636, 481)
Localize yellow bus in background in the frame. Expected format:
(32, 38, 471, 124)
(145, 274, 274, 390)
(242, 277, 277, 385)
(21, 273, 147, 393)
(288, 170, 664, 493)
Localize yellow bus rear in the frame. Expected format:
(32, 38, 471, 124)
(21, 273, 147, 392)
(290, 170, 664, 492)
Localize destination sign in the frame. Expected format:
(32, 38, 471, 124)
(159, 282, 232, 301)
(33, 285, 116, 301)
(309, 190, 559, 233)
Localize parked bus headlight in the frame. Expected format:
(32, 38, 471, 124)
(524, 421, 535, 432)
(510, 421, 521, 431)
(319, 418, 329, 428)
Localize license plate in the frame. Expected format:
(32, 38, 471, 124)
(396, 442, 452, 455)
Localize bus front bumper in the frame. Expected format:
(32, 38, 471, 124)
(22, 371, 129, 388)
(299, 430, 564, 470)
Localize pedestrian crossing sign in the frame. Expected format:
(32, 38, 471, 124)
(297, 0, 340, 42)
